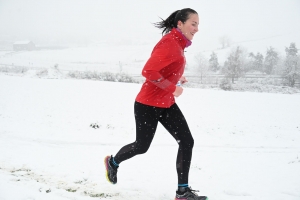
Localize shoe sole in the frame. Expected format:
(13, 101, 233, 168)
(104, 155, 116, 184)
(174, 197, 208, 200)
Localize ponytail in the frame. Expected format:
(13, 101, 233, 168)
(154, 8, 198, 35)
(154, 10, 179, 36)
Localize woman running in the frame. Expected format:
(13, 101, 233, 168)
(104, 8, 207, 200)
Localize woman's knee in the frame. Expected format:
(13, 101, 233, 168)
(188, 136, 194, 148)
(179, 135, 194, 149)
(134, 142, 151, 154)
(186, 137, 194, 149)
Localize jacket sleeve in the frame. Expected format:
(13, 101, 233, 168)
(141, 39, 177, 93)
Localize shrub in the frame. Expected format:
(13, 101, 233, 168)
(36, 69, 48, 77)
(67, 71, 138, 83)
(115, 73, 137, 83)
(220, 78, 232, 90)
(0, 66, 28, 74)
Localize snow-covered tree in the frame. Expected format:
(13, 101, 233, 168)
(223, 46, 243, 83)
(208, 51, 220, 72)
(264, 47, 279, 74)
(248, 52, 264, 72)
(283, 43, 299, 87)
(194, 53, 208, 84)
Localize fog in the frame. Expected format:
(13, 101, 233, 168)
(0, 0, 300, 50)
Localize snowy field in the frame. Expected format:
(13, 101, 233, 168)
(0, 44, 153, 75)
(0, 74, 300, 200)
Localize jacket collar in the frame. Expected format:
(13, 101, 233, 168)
(170, 28, 192, 49)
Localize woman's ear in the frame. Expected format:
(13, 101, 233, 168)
(177, 20, 183, 30)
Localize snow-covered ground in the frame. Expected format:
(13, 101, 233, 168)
(0, 44, 153, 75)
(0, 74, 300, 200)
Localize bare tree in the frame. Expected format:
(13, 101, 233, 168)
(223, 46, 243, 83)
(194, 53, 208, 84)
(209, 51, 220, 72)
(219, 35, 232, 49)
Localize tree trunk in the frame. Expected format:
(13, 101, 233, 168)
(291, 74, 295, 87)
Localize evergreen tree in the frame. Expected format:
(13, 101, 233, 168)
(283, 43, 299, 87)
(264, 47, 279, 74)
(245, 52, 254, 72)
(248, 52, 264, 72)
(255, 52, 264, 72)
(224, 46, 243, 83)
(208, 51, 220, 72)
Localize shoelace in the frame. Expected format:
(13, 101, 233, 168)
(188, 187, 200, 196)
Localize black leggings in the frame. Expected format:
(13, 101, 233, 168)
(114, 101, 194, 184)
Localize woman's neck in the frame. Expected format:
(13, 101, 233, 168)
(176, 28, 192, 48)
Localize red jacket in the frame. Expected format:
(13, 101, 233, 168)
(135, 28, 188, 108)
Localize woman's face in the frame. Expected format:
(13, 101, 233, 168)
(177, 13, 199, 41)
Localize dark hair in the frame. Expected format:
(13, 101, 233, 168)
(154, 8, 198, 35)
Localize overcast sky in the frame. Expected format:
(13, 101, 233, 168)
(0, 0, 300, 49)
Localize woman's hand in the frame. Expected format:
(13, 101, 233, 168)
(173, 86, 183, 97)
(179, 76, 188, 85)
(173, 76, 187, 97)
